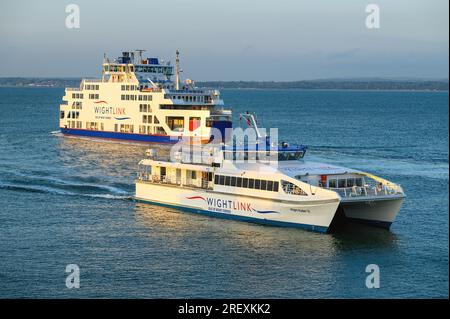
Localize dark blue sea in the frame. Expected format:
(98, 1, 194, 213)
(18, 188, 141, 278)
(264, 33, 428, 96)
(0, 87, 448, 298)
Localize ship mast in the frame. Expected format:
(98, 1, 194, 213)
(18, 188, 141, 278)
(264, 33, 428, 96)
(175, 49, 180, 90)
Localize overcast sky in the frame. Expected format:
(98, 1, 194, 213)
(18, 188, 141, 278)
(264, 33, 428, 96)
(0, 0, 448, 80)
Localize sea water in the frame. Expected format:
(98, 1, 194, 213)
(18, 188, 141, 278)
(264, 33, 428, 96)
(0, 87, 448, 298)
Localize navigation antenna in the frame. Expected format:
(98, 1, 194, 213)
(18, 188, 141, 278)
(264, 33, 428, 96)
(239, 112, 265, 140)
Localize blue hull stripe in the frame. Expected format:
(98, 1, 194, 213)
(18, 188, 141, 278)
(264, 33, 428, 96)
(134, 198, 329, 233)
(61, 128, 181, 144)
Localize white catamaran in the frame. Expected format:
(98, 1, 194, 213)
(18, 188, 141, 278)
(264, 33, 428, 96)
(135, 113, 405, 232)
(135, 147, 341, 233)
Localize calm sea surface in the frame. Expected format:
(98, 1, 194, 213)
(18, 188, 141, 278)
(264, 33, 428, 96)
(0, 87, 448, 298)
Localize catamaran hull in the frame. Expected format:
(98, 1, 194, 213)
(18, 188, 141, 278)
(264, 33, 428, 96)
(340, 196, 405, 228)
(135, 181, 340, 233)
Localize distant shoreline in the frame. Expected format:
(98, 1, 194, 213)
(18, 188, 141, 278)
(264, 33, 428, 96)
(0, 77, 448, 91)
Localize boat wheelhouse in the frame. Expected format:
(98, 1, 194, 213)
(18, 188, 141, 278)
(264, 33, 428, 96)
(59, 50, 232, 144)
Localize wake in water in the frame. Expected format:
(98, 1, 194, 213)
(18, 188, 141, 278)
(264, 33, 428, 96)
(0, 183, 133, 200)
(0, 170, 133, 201)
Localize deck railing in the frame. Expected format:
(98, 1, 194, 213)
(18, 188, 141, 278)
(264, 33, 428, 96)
(328, 184, 403, 198)
(137, 173, 212, 190)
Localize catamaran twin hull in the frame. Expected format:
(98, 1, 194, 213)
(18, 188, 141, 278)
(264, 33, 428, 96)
(338, 196, 405, 228)
(135, 181, 341, 233)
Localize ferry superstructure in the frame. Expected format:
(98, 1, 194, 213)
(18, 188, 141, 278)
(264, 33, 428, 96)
(59, 50, 232, 143)
(135, 147, 341, 233)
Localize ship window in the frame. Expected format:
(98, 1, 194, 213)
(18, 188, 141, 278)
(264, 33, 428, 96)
(236, 177, 242, 187)
(121, 85, 125, 91)
(267, 181, 273, 191)
(328, 179, 337, 188)
(147, 116, 152, 124)
(338, 179, 346, 188)
(219, 175, 225, 185)
(154, 117, 160, 124)
(191, 171, 197, 180)
(273, 181, 279, 192)
(225, 176, 231, 186)
(261, 180, 267, 190)
(154, 126, 166, 135)
(167, 117, 184, 130)
(114, 124, 118, 132)
(347, 178, 355, 187)
(248, 179, 255, 189)
(214, 175, 219, 184)
(206, 117, 213, 127)
(356, 178, 363, 186)
(60, 111, 65, 119)
(143, 115, 147, 123)
(242, 178, 248, 188)
(255, 179, 261, 189)
(281, 180, 307, 196)
(230, 176, 237, 187)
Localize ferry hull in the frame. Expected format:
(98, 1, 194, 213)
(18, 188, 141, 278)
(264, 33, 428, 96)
(60, 128, 210, 144)
(135, 181, 340, 233)
(340, 196, 405, 228)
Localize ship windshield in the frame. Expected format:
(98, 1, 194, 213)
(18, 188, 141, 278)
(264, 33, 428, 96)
(278, 151, 303, 161)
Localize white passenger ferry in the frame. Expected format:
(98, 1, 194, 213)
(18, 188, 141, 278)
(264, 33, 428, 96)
(59, 50, 232, 143)
(135, 147, 341, 233)
(135, 110, 405, 232)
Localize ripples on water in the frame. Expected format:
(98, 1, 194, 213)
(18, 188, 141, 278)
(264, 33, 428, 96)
(0, 88, 448, 298)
